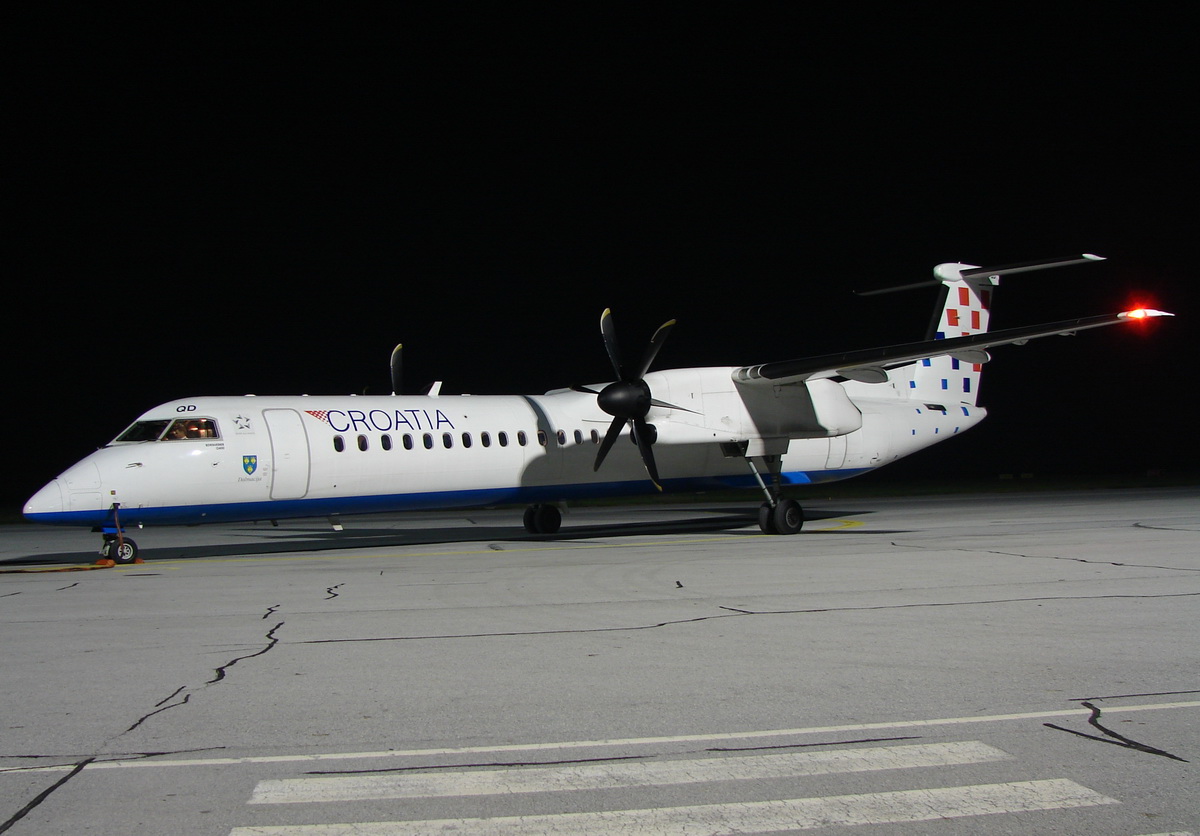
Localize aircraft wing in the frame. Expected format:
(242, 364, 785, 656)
(733, 308, 1173, 386)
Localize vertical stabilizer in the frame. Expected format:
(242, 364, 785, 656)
(909, 262, 995, 405)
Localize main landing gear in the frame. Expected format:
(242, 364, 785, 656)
(746, 456, 804, 535)
(522, 504, 562, 535)
(757, 497, 803, 535)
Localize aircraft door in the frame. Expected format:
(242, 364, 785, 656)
(263, 409, 311, 499)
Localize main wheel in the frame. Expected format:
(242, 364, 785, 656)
(757, 502, 777, 534)
(772, 498, 803, 535)
(523, 504, 562, 534)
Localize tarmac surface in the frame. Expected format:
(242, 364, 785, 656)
(1, 487, 1197, 834)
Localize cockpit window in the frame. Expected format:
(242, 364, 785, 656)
(113, 418, 220, 443)
(115, 420, 171, 442)
(163, 418, 219, 440)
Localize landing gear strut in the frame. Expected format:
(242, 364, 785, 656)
(522, 504, 562, 535)
(97, 502, 142, 564)
(747, 456, 804, 535)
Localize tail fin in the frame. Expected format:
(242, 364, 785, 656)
(909, 262, 995, 405)
(905, 254, 1104, 406)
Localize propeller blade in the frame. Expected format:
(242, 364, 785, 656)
(600, 308, 623, 379)
(633, 319, 676, 380)
(389, 344, 403, 395)
(570, 384, 601, 395)
(594, 416, 626, 472)
(589, 309, 677, 489)
(632, 417, 663, 491)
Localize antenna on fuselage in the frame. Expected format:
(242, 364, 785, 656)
(390, 343, 403, 395)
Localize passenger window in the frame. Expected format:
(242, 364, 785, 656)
(442, 432, 453, 449)
(333, 436, 345, 452)
(357, 435, 369, 451)
(574, 430, 583, 444)
(403, 434, 414, 450)
(499, 431, 509, 447)
(518, 431, 528, 446)
(462, 432, 472, 448)
(556, 430, 566, 445)
(538, 431, 547, 446)
(381, 434, 392, 451)
(590, 429, 600, 444)
(423, 433, 433, 449)
(481, 432, 491, 448)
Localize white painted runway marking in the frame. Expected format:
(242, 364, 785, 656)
(248, 741, 1009, 804)
(229, 778, 1117, 834)
(8, 698, 1195, 774)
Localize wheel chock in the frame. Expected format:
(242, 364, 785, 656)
(93, 558, 116, 568)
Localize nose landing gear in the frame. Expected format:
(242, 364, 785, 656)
(99, 534, 140, 565)
(95, 503, 143, 565)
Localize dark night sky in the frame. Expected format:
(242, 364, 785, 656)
(7, 8, 1196, 510)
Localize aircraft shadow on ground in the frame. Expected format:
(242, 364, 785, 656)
(4, 507, 889, 566)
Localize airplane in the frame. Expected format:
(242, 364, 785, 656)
(23, 254, 1171, 563)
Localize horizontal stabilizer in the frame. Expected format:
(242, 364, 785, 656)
(856, 253, 1105, 296)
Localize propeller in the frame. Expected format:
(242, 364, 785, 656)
(575, 309, 682, 491)
(389, 343, 403, 395)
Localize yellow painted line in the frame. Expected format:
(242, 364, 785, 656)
(812, 519, 865, 532)
(0, 563, 112, 574)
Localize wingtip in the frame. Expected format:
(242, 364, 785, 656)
(1120, 308, 1174, 319)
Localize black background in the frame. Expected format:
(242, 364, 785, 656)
(8, 7, 1195, 510)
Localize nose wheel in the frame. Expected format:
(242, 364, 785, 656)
(95, 503, 142, 565)
(99, 533, 141, 565)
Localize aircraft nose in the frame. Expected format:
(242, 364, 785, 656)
(24, 478, 65, 517)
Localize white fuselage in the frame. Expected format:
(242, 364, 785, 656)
(24, 367, 985, 528)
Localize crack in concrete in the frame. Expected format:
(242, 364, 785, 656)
(208, 621, 284, 684)
(111, 621, 286, 738)
(890, 540, 1200, 572)
(325, 584, 344, 600)
(1044, 701, 1189, 762)
(1134, 522, 1200, 533)
(0, 747, 227, 774)
(299, 592, 1199, 645)
(125, 693, 192, 733)
(0, 758, 92, 834)
(1, 616, 288, 829)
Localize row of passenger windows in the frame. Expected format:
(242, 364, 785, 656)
(332, 429, 603, 453)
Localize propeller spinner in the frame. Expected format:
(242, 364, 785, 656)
(578, 309, 679, 491)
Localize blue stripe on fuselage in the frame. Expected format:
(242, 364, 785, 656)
(23, 468, 872, 528)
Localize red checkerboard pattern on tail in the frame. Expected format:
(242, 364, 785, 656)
(909, 262, 996, 405)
